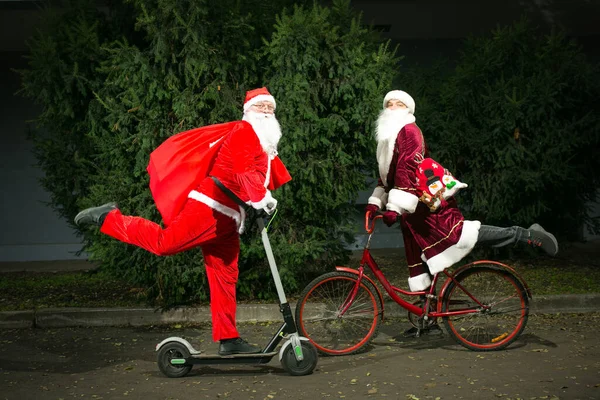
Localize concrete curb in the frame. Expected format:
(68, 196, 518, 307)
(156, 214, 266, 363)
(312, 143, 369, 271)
(0, 304, 287, 329)
(1, 294, 598, 329)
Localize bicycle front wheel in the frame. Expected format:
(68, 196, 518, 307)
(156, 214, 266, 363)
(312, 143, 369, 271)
(441, 264, 529, 351)
(295, 272, 382, 356)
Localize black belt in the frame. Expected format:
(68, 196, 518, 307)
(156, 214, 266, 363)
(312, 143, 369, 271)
(210, 176, 249, 211)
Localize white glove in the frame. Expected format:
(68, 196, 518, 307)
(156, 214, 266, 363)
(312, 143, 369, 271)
(263, 198, 278, 215)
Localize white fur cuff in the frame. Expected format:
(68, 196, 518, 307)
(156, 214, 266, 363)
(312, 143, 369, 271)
(371, 186, 385, 199)
(388, 188, 419, 213)
(385, 202, 404, 214)
(368, 186, 386, 209)
(408, 273, 432, 291)
(368, 196, 383, 209)
(250, 190, 274, 210)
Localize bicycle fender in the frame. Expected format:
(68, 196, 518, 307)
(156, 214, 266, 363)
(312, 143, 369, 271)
(438, 260, 532, 308)
(335, 266, 386, 319)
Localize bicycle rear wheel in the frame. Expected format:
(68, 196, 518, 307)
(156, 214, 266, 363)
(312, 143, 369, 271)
(295, 271, 381, 356)
(441, 264, 529, 351)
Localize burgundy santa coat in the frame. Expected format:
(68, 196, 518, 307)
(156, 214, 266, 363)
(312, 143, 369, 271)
(368, 123, 480, 279)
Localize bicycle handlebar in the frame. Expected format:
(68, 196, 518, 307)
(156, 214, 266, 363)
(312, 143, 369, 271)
(365, 211, 383, 234)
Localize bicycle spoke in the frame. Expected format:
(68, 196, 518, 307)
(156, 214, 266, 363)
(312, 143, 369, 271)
(296, 272, 381, 355)
(442, 265, 528, 351)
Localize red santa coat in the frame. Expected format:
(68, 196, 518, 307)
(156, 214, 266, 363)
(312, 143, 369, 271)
(100, 120, 291, 342)
(188, 121, 290, 233)
(148, 121, 290, 230)
(369, 122, 480, 276)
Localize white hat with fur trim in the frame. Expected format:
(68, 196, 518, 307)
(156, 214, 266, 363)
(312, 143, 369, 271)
(383, 90, 415, 114)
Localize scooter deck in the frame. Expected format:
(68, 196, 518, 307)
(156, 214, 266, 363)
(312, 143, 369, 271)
(190, 351, 278, 360)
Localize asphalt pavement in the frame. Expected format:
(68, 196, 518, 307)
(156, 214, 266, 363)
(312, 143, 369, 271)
(1, 248, 600, 399)
(0, 313, 599, 400)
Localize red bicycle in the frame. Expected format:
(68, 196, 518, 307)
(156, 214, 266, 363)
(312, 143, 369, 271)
(295, 212, 532, 355)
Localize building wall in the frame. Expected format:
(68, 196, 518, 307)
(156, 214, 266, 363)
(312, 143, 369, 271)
(0, 51, 87, 261)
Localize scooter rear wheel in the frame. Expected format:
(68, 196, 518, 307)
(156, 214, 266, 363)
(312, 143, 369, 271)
(280, 341, 318, 376)
(157, 342, 193, 378)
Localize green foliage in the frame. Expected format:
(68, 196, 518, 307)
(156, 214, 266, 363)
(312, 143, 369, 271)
(239, 0, 400, 299)
(16, 0, 119, 225)
(406, 18, 600, 239)
(19, 0, 398, 306)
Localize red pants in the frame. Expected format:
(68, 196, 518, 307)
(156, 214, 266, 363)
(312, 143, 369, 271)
(101, 198, 240, 342)
(400, 218, 429, 279)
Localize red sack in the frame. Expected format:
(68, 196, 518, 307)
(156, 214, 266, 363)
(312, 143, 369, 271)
(147, 121, 244, 226)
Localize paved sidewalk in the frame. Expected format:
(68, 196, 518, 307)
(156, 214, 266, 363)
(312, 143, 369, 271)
(2, 293, 599, 329)
(0, 259, 97, 273)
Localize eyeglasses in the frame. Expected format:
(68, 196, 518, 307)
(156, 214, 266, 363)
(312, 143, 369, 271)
(252, 103, 275, 112)
(386, 100, 407, 109)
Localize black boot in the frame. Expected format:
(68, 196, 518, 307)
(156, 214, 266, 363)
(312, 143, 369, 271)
(522, 223, 558, 256)
(74, 202, 118, 227)
(402, 324, 443, 338)
(218, 337, 261, 356)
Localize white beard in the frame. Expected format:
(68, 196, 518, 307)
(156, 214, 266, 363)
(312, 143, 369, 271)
(375, 108, 416, 185)
(243, 111, 282, 156)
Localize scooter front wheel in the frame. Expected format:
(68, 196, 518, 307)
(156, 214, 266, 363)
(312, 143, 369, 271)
(157, 342, 193, 378)
(280, 341, 318, 376)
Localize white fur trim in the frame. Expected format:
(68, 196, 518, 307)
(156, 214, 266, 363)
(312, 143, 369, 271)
(376, 138, 395, 186)
(368, 196, 383, 209)
(385, 202, 404, 214)
(250, 190, 274, 210)
(368, 186, 385, 208)
(188, 190, 246, 234)
(375, 114, 415, 185)
(264, 156, 272, 188)
(383, 90, 415, 114)
(408, 273, 432, 291)
(243, 94, 276, 112)
(426, 220, 481, 275)
(387, 188, 419, 213)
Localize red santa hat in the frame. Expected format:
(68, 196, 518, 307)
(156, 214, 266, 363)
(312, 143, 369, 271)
(383, 90, 415, 114)
(243, 87, 276, 113)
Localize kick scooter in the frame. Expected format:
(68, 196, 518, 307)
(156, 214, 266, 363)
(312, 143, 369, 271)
(155, 211, 319, 377)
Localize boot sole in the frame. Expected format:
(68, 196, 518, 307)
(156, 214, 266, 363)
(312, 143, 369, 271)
(218, 350, 261, 356)
(74, 202, 117, 226)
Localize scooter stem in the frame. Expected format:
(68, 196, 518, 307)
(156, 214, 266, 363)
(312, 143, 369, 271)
(257, 217, 288, 305)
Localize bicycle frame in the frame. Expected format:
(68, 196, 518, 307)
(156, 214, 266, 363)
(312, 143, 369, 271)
(335, 212, 525, 321)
